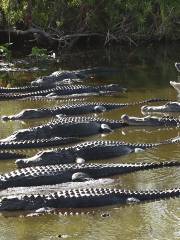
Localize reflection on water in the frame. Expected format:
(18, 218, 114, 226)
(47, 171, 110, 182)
(0, 44, 179, 240)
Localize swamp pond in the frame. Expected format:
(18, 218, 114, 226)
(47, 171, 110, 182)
(0, 44, 179, 240)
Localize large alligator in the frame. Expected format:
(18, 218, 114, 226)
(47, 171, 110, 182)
(0, 116, 128, 142)
(0, 84, 125, 100)
(0, 150, 26, 160)
(0, 85, 50, 94)
(0, 161, 179, 189)
(1, 98, 169, 121)
(31, 67, 119, 87)
(15, 138, 180, 167)
(0, 68, 119, 94)
(0, 187, 179, 211)
(141, 102, 180, 113)
(121, 115, 180, 126)
(0, 137, 81, 151)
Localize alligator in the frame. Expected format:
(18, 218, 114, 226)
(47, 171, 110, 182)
(1, 98, 170, 121)
(121, 114, 180, 126)
(141, 102, 180, 113)
(15, 138, 180, 167)
(0, 187, 179, 211)
(0, 84, 125, 100)
(0, 150, 26, 160)
(175, 62, 180, 72)
(170, 81, 180, 94)
(0, 137, 82, 151)
(0, 178, 116, 198)
(0, 161, 179, 189)
(0, 116, 128, 142)
(31, 67, 119, 87)
(0, 85, 50, 94)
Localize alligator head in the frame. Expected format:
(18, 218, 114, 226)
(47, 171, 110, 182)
(141, 102, 180, 113)
(31, 71, 81, 87)
(175, 62, 180, 72)
(121, 114, 164, 126)
(170, 81, 180, 94)
(1, 109, 44, 121)
(0, 129, 38, 142)
(16, 149, 76, 167)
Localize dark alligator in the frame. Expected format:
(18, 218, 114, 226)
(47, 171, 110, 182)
(15, 138, 180, 167)
(0, 85, 50, 94)
(31, 67, 119, 87)
(141, 102, 180, 113)
(121, 115, 180, 126)
(0, 187, 179, 211)
(0, 161, 179, 189)
(0, 150, 26, 160)
(0, 116, 127, 142)
(0, 137, 81, 151)
(1, 98, 170, 121)
(0, 84, 125, 100)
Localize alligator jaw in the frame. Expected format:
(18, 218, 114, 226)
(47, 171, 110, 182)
(121, 114, 158, 126)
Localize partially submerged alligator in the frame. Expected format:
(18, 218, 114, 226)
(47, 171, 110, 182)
(0, 116, 128, 142)
(0, 84, 125, 100)
(0, 85, 50, 94)
(0, 161, 179, 189)
(141, 102, 180, 113)
(1, 98, 169, 121)
(15, 138, 180, 167)
(121, 115, 180, 126)
(0, 187, 179, 211)
(0, 150, 26, 160)
(31, 67, 119, 87)
(0, 137, 81, 151)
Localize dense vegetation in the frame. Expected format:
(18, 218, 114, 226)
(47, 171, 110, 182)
(0, 0, 180, 49)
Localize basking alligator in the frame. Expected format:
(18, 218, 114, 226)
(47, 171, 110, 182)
(0, 161, 179, 189)
(0, 85, 50, 94)
(0, 137, 81, 151)
(0, 116, 127, 142)
(15, 138, 180, 167)
(31, 67, 119, 87)
(1, 98, 169, 121)
(121, 115, 180, 126)
(0, 187, 179, 211)
(0, 84, 125, 100)
(0, 150, 26, 160)
(141, 102, 180, 113)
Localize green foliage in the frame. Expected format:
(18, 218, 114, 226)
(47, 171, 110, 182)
(0, 43, 11, 60)
(30, 47, 48, 59)
(0, 0, 180, 42)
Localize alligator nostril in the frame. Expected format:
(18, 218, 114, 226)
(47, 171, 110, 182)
(1, 116, 9, 121)
(121, 114, 129, 122)
(141, 105, 148, 112)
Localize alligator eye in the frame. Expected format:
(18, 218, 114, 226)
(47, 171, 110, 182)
(100, 124, 112, 133)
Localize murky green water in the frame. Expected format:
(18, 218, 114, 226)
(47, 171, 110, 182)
(0, 44, 179, 240)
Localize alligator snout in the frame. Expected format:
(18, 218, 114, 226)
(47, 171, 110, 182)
(141, 105, 148, 112)
(31, 78, 43, 86)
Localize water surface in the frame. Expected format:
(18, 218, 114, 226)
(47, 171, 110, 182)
(0, 44, 179, 240)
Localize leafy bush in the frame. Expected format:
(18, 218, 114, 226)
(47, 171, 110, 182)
(30, 47, 48, 59)
(0, 43, 12, 60)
